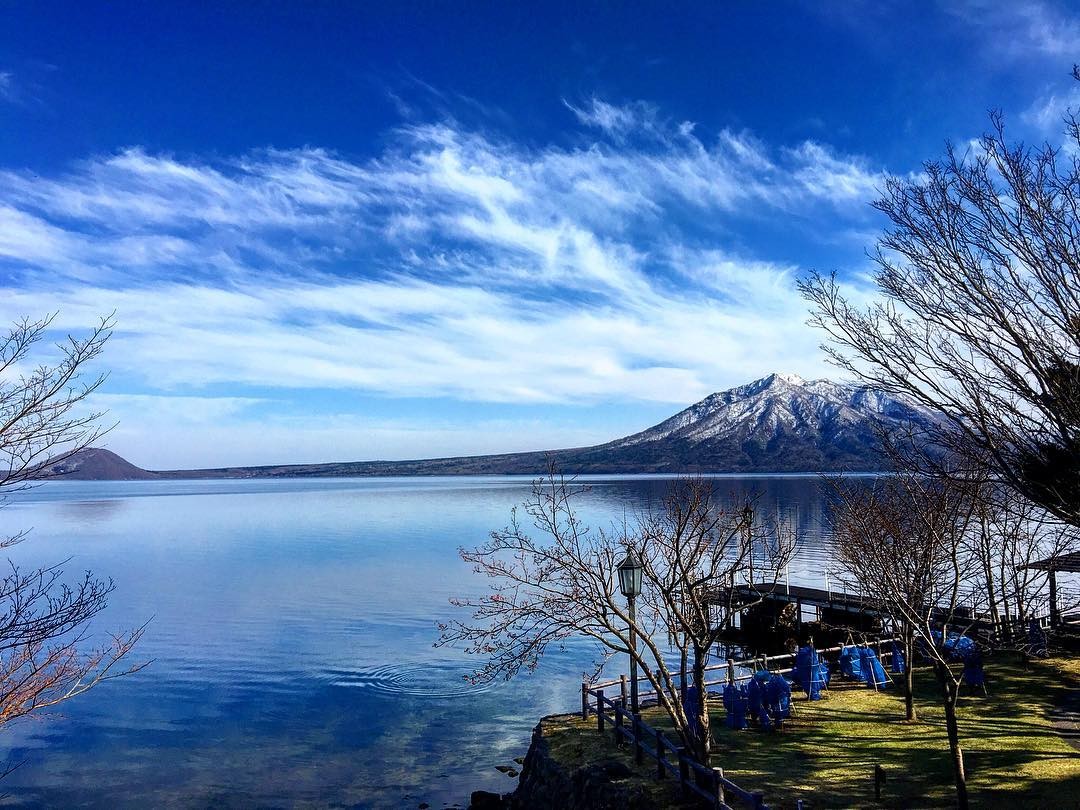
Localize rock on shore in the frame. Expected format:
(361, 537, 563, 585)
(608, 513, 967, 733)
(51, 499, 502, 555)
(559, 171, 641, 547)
(469, 714, 671, 810)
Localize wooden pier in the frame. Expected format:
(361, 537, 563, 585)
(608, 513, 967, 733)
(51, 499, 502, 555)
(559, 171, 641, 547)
(713, 582, 987, 628)
(732, 582, 876, 616)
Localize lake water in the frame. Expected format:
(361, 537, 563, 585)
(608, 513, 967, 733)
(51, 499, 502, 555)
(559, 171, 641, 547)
(0, 475, 837, 808)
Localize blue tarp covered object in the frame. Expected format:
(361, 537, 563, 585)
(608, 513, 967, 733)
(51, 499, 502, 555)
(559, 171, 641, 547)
(766, 674, 792, 720)
(839, 645, 863, 680)
(795, 645, 829, 700)
(890, 640, 906, 674)
(723, 683, 748, 729)
(859, 646, 889, 688)
(744, 670, 793, 730)
(944, 634, 977, 660)
(747, 673, 770, 730)
(841, 645, 889, 687)
(962, 649, 985, 689)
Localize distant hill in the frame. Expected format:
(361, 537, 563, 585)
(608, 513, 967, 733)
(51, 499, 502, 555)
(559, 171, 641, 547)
(53, 373, 936, 480)
(37, 448, 160, 480)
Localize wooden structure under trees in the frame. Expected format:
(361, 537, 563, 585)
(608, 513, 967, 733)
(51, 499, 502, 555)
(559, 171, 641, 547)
(1020, 551, 1080, 627)
(711, 582, 989, 629)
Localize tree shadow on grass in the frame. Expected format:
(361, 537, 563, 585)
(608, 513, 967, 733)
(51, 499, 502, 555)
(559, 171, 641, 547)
(706, 656, 1080, 809)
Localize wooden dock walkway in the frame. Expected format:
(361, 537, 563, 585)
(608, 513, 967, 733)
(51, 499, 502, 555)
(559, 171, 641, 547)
(730, 582, 876, 615)
(714, 581, 988, 626)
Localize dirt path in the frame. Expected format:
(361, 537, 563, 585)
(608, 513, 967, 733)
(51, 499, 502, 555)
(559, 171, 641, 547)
(1048, 661, 1080, 752)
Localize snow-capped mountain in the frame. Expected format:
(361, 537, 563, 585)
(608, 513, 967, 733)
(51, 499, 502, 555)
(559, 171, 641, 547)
(601, 371, 932, 471)
(57, 373, 936, 478)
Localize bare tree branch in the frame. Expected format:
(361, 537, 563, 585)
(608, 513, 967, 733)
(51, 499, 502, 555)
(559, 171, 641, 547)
(438, 465, 796, 765)
(0, 314, 146, 731)
(799, 106, 1080, 526)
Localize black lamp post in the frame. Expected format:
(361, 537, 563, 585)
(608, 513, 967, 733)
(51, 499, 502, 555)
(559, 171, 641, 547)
(742, 503, 755, 586)
(617, 550, 643, 715)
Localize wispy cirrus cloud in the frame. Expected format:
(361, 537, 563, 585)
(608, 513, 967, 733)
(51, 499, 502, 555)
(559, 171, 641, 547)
(946, 0, 1080, 60)
(0, 99, 887, 464)
(0, 72, 15, 102)
(1022, 85, 1080, 134)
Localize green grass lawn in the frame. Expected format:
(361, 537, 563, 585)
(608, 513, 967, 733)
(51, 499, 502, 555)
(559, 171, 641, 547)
(543, 654, 1080, 809)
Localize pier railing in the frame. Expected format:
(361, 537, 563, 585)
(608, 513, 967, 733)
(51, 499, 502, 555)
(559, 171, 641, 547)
(580, 639, 900, 809)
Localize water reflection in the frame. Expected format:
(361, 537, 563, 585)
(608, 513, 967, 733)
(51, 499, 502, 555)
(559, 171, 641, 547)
(0, 475, 850, 808)
(57, 498, 126, 522)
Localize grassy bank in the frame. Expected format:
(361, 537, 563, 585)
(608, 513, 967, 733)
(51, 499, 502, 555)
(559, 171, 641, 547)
(541, 655, 1080, 808)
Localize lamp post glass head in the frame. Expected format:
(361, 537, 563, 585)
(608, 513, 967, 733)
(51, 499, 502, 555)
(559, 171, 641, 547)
(618, 550, 643, 598)
(742, 503, 754, 528)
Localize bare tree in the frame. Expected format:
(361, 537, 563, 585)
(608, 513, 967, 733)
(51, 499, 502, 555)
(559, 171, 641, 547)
(968, 482, 1078, 643)
(1, 314, 114, 490)
(0, 314, 145, 728)
(827, 458, 983, 810)
(438, 470, 796, 765)
(799, 95, 1080, 527)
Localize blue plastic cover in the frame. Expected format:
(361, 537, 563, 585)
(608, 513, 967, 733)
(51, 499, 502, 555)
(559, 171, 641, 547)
(723, 683, 748, 729)
(766, 674, 792, 719)
(795, 645, 828, 700)
(840, 645, 864, 680)
(746, 677, 762, 715)
(944, 634, 976, 660)
(746, 672, 773, 729)
(962, 649, 985, 688)
(890, 640, 906, 674)
(858, 646, 889, 688)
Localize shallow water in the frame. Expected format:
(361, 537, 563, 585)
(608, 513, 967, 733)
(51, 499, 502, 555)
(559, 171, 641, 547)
(0, 475, 839, 808)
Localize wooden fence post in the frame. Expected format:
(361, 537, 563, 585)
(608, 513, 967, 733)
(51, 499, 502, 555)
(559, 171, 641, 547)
(655, 730, 665, 780)
(712, 767, 726, 808)
(620, 673, 628, 708)
(874, 763, 885, 800)
(677, 747, 690, 799)
(632, 713, 643, 765)
(613, 703, 624, 746)
(581, 682, 589, 721)
(596, 689, 605, 733)
(727, 658, 735, 685)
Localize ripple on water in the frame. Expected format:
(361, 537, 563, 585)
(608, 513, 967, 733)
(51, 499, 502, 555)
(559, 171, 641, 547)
(325, 662, 495, 699)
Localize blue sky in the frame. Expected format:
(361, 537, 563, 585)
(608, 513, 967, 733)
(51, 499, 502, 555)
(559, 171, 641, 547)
(2, 1, 1079, 468)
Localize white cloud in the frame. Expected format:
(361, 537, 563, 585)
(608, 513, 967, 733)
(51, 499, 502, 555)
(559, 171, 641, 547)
(947, 0, 1080, 59)
(1022, 85, 1080, 133)
(564, 98, 667, 141)
(0, 99, 882, 464)
(788, 142, 884, 204)
(5, 272, 827, 408)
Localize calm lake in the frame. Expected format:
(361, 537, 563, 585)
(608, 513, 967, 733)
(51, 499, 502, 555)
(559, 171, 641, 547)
(0, 475, 839, 808)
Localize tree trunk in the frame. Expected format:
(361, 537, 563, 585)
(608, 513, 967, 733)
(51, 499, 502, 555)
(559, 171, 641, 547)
(903, 631, 917, 722)
(692, 645, 711, 766)
(936, 662, 968, 810)
(1000, 597, 1013, 645)
(679, 647, 688, 707)
(983, 558, 1001, 637)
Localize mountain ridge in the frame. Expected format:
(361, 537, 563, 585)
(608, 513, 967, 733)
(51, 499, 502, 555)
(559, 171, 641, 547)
(41, 373, 934, 479)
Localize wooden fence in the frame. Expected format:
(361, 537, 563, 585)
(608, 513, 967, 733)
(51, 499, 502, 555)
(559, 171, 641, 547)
(585, 687, 760, 810)
(580, 639, 900, 809)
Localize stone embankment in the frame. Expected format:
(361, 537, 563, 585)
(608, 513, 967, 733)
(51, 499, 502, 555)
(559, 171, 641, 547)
(468, 714, 673, 810)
